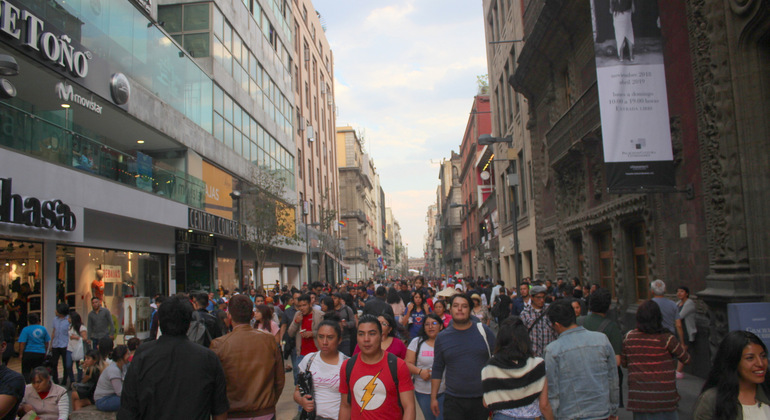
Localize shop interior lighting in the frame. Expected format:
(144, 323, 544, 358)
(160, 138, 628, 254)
(209, 233, 214, 237)
(136, 140, 145, 144)
(61, 104, 70, 109)
(188, 229, 193, 233)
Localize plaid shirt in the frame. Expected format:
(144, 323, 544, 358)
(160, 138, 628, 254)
(520, 305, 558, 357)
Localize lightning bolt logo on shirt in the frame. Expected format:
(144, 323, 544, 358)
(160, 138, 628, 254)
(360, 371, 380, 412)
(352, 371, 387, 411)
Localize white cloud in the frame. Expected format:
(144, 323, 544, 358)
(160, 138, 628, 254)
(314, 0, 487, 257)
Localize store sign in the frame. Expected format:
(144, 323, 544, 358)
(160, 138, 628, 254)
(56, 82, 102, 114)
(0, 177, 76, 231)
(202, 162, 234, 219)
(0, 1, 91, 78)
(188, 208, 239, 239)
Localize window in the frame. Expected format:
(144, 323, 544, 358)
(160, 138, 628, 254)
(158, 3, 211, 57)
(308, 159, 313, 186)
(302, 5, 308, 23)
(597, 230, 616, 297)
(630, 223, 649, 300)
(298, 149, 303, 179)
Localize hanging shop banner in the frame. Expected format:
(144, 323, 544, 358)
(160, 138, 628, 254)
(589, 0, 675, 193)
(202, 162, 234, 220)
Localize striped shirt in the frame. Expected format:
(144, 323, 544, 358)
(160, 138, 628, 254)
(621, 329, 691, 413)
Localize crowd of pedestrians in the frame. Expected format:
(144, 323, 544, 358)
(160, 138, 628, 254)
(0, 275, 763, 419)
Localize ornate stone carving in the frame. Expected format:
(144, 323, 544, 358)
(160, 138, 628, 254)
(610, 219, 624, 309)
(554, 158, 586, 218)
(686, 0, 749, 267)
(669, 115, 683, 167)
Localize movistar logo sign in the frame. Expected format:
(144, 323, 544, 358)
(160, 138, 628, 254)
(56, 82, 103, 114)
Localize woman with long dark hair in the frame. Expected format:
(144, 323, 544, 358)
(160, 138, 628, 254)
(482, 317, 553, 420)
(693, 330, 768, 419)
(93, 345, 129, 412)
(405, 313, 445, 420)
(403, 290, 430, 339)
(387, 287, 405, 323)
(622, 300, 690, 419)
(294, 319, 349, 420)
(66, 310, 88, 384)
(253, 304, 280, 343)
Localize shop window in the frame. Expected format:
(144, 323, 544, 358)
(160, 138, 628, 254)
(0, 240, 43, 322)
(597, 230, 616, 297)
(57, 246, 166, 340)
(630, 223, 649, 300)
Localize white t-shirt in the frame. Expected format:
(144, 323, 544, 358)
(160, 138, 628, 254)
(67, 325, 87, 352)
(407, 338, 446, 395)
(742, 402, 770, 420)
(297, 351, 348, 419)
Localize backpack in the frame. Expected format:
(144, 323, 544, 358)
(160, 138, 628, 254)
(187, 311, 212, 346)
(345, 352, 402, 412)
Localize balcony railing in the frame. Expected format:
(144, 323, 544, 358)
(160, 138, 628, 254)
(545, 83, 600, 165)
(0, 102, 205, 208)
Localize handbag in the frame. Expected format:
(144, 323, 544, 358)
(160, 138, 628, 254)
(73, 382, 95, 397)
(297, 353, 317, 420)
(71, 338, 85, 361)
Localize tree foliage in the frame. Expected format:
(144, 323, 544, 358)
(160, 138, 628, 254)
(477, 74, 489, 95)
(242, 169, 300, 286)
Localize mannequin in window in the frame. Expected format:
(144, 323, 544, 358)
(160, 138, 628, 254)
(91, 270, 105, 301)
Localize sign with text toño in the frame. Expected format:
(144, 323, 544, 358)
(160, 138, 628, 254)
(589, 0, 675, 192)
(0, 0, 130, 110)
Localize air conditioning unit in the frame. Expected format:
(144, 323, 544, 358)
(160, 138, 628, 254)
(507, 173, 519, 187)
(306, 125, 315, 142)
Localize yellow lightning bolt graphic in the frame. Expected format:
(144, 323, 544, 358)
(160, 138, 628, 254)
(359, 371, 381, 412)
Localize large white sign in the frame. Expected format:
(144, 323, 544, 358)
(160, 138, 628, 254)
(590, 0, 675, 192)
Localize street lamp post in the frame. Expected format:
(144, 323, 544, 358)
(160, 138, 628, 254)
(229, 191, 243, 290)
(450, 203, 472, 280)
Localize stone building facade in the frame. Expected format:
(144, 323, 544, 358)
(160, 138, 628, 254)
(495, 0, 770, 375)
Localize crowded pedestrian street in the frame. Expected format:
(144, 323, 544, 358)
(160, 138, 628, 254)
(1, 0, 769, 419)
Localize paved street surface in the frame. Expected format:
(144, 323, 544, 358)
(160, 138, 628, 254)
(5, 355, 703, 419)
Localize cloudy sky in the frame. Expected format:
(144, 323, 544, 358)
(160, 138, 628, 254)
(312, 0, 488, 259)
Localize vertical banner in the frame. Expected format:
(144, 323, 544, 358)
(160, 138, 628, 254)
(590, 0, 675, 192)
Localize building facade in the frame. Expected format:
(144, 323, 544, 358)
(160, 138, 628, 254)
(0, 0, 302, 332)
(499, 0, 770, 375)
(336, 126, 374, 282)
(438, 153, 463, 277)
(291, 0, 341, 285)
(482, 0, 538, 287)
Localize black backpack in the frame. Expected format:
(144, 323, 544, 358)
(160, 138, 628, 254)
(345, 352, 402, 412)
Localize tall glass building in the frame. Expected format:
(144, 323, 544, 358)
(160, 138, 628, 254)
(0, 0, 302, 334)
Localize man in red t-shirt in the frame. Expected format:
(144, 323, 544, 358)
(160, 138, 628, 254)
(288, 294, 323, 358)
(339, 314, 415, 420)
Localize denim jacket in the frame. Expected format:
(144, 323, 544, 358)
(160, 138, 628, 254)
(545, 326, 619, 419)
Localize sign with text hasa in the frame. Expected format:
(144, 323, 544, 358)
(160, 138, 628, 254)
(590, 0, 675, 192)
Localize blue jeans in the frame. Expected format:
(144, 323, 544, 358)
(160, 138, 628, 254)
(492, 414, 538, 420)
(292, 351, 302, 385)
(95, 395, 121, 412)
(64, 351, 83, 383)
(415, 392, 444, 420)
